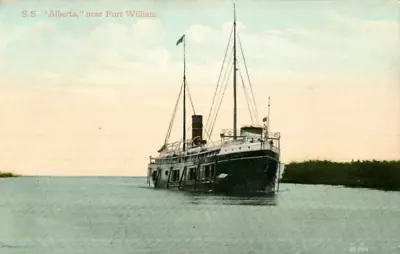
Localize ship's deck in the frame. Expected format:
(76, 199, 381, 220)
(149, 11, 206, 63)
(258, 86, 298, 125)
(152, 134, 280, 162)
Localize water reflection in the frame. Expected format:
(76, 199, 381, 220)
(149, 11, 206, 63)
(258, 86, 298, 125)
(182, 191, 277, 206)
(139, 181, 278, 206)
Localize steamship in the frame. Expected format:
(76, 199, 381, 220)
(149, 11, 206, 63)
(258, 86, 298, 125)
(147, 3, 281, 194)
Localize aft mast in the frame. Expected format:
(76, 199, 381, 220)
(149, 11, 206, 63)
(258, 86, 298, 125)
(268, 96, 270, 135)
(183, 36, 187, 151)
(233, 1, 237, 140)
(176, 34, 186, 151)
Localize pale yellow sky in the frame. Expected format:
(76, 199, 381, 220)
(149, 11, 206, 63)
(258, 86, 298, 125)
(0, 0, 399, 176)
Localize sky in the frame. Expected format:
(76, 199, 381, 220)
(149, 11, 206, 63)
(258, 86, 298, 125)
(0, 0, 399, 176)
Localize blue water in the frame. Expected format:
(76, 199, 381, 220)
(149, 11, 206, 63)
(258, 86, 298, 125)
(1, 177, 399, 254)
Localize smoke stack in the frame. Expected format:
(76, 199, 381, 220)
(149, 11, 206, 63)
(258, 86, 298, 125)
(192, 115, 203, 146)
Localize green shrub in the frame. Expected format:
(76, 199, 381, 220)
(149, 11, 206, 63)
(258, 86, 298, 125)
(0, 172, 21, 178)
(281, 160, 400, 191)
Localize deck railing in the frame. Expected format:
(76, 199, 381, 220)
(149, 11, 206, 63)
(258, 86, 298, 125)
(156, 131, 281, 155)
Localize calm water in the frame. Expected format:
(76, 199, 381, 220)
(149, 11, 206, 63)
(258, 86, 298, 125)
(1, 177, 399, 254)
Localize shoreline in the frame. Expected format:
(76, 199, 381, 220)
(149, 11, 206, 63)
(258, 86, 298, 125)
(280, 160, 400, 191)
(0, 172, 21, 178)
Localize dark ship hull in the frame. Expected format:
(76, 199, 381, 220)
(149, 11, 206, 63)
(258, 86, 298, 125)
(148, 148, 280, 195)
(213, 150, 279, 194)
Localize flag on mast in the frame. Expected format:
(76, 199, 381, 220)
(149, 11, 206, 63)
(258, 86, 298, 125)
(176, 34, 185, 46)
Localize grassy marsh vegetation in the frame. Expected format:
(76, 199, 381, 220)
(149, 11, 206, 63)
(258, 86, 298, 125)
(281, 160, 400, 191)
(0, 172, 20, 178)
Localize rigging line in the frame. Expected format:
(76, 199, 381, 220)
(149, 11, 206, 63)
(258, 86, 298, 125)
(205, 24, 233, 131)
(165, 89, 182, 144)
(205, 42, 233, 135)
(186, 79, 213, 143)
(186, 123, 192, 136)
(185, 79, 196, 115)
(185, 79, 214, 143)
(203, 123, 212, 143)
(238, 64, 255, 124)
(206, 47, 234, 135)
(207, 49, 233, 133)
(185, 79, 214, 145)
(238, 63, 255, 124)
(164, 79, 184, 145)
(166, 86, 181, 140)
(237, 59, 257, 122)
(209, 60, 233, 137)
(203, 127, 214, 146)
(209, 59, 234, 138)
(205, 24, 234, 133)
(179, 123, 193, 149)
(208, 47, 234, 133)
(238, 32, 259, 122)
